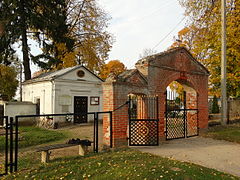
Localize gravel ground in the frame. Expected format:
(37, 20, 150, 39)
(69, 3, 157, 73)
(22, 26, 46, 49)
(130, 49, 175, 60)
(133, 136, 240, 177)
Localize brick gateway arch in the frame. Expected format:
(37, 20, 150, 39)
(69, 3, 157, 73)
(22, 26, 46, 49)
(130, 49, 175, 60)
(103, 47, 209, 147)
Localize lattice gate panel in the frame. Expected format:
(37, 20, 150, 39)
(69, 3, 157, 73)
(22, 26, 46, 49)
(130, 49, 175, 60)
(165, 110, 185, 140)
(129, 119, 159, 146)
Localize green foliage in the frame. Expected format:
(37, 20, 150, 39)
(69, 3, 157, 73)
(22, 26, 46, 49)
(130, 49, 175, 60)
(0, 64, 18, 100)
(178, 0, 240, 97)
(0, 0, 113, 78)
(211, 96, 220, 114)
(4, 149, 237, 179)
(0, 0, 74, 79)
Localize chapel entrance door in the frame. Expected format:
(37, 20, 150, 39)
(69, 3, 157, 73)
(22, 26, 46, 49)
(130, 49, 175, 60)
(74, 96, 88, 123)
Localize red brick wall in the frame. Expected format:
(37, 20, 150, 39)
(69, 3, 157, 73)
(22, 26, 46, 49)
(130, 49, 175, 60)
(103, 48, 209, 147)
(103, 81, 148, 147)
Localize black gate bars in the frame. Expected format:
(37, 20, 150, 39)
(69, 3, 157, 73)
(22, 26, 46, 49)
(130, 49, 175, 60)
(0, 111, 113, 177)
(128, 95, 159, 146)
(165, 90, 199, 140)
(0, 116, 18, 177)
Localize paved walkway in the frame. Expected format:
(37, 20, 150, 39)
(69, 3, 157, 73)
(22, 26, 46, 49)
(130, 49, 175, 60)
(133, 137, 240, 177)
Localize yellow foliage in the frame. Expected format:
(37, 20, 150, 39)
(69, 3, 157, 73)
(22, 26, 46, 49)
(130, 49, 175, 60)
(52, 43, 77, 70)
(99, 60, 126, 80)
(169, 81, 184, 96)
(179, 0, 240, 97)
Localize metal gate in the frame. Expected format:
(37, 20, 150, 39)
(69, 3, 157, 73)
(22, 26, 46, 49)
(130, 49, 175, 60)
(165, 91, 198, 140)
(0, 117, 18, 177)
(128, 95, 159, 146)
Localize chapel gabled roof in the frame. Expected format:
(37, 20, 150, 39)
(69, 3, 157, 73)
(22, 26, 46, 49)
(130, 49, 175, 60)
(23, 65, 103, 84)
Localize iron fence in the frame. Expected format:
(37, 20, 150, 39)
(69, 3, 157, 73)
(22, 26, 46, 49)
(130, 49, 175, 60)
(0, 116, 17, 177)
(15, 111, 113, 153)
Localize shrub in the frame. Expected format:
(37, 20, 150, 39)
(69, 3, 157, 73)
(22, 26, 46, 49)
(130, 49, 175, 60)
(212, 96, 220, 114)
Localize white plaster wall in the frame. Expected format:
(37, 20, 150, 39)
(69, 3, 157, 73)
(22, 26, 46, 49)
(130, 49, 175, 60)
(4, 102, 36, 124)
(54, 80, 103, 122)
(22, 81, 53, 114)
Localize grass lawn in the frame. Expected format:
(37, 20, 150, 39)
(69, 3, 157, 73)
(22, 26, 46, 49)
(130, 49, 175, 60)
(202, 123, 240, 143)
(3, 149, 238, 180)
(0, 126, 68, 151)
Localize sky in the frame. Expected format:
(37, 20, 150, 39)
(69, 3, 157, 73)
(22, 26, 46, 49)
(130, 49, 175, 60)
(16, 0, 187, 72)
(98, 0, 187, 69)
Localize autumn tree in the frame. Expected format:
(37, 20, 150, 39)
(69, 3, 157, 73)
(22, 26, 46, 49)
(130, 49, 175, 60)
(99, 60, 126, 80)
(179, 0, 240, 97)
(170, 27, 196, 50)
(52, 0, 113, 72)
(169, 81, 184, 97)
(0, 64, 18, 100)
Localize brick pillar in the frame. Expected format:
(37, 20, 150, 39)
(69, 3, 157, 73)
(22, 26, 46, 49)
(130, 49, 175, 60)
(102, 82, 114, 147)
(156, 92, 166, 139)
(102, 82, 129, 147)
(198, 89, 209, 129)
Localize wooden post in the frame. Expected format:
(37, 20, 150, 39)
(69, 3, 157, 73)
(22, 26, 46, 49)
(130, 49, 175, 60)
(79, 145, 88, 156)
(41, 151, 50, 163)
(221, 0, 227, 125)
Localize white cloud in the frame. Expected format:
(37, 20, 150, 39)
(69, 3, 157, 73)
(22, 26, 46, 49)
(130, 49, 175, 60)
(98, 0, 186, 68)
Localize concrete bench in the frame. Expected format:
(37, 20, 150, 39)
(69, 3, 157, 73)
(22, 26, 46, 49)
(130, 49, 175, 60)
(36, 143, 91, 163)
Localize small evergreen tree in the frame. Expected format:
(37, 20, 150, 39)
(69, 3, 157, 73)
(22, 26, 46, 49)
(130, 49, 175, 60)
(211, 96, 220, 114)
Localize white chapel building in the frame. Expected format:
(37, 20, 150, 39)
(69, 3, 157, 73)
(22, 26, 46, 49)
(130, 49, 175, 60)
(22, 65, 103, 123)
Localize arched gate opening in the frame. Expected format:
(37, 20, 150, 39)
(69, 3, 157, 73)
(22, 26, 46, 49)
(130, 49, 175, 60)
(165, 81, 198, 140)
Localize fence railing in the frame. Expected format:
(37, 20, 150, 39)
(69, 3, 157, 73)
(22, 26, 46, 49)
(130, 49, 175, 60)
(0, 111, 113, 177)
(0, 116, 17, 177)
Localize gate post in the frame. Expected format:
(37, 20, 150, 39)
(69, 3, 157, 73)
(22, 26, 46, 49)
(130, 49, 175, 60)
(102, 82, 129, 147)
(5, 116, 9, 175)
(103, 80, 148, 148)
(158, 92, 166, 140)
(15, 116, 19, 171)
(9, 117, 14, 173)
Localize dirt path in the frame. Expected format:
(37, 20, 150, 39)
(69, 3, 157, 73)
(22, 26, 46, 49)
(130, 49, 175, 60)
(133, 137, 240, 177)
(48, 123, 104, 159)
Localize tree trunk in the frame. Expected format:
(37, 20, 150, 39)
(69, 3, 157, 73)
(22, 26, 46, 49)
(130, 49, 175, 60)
(21, 27, 31, 80)
(20, 0, 31, 80)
